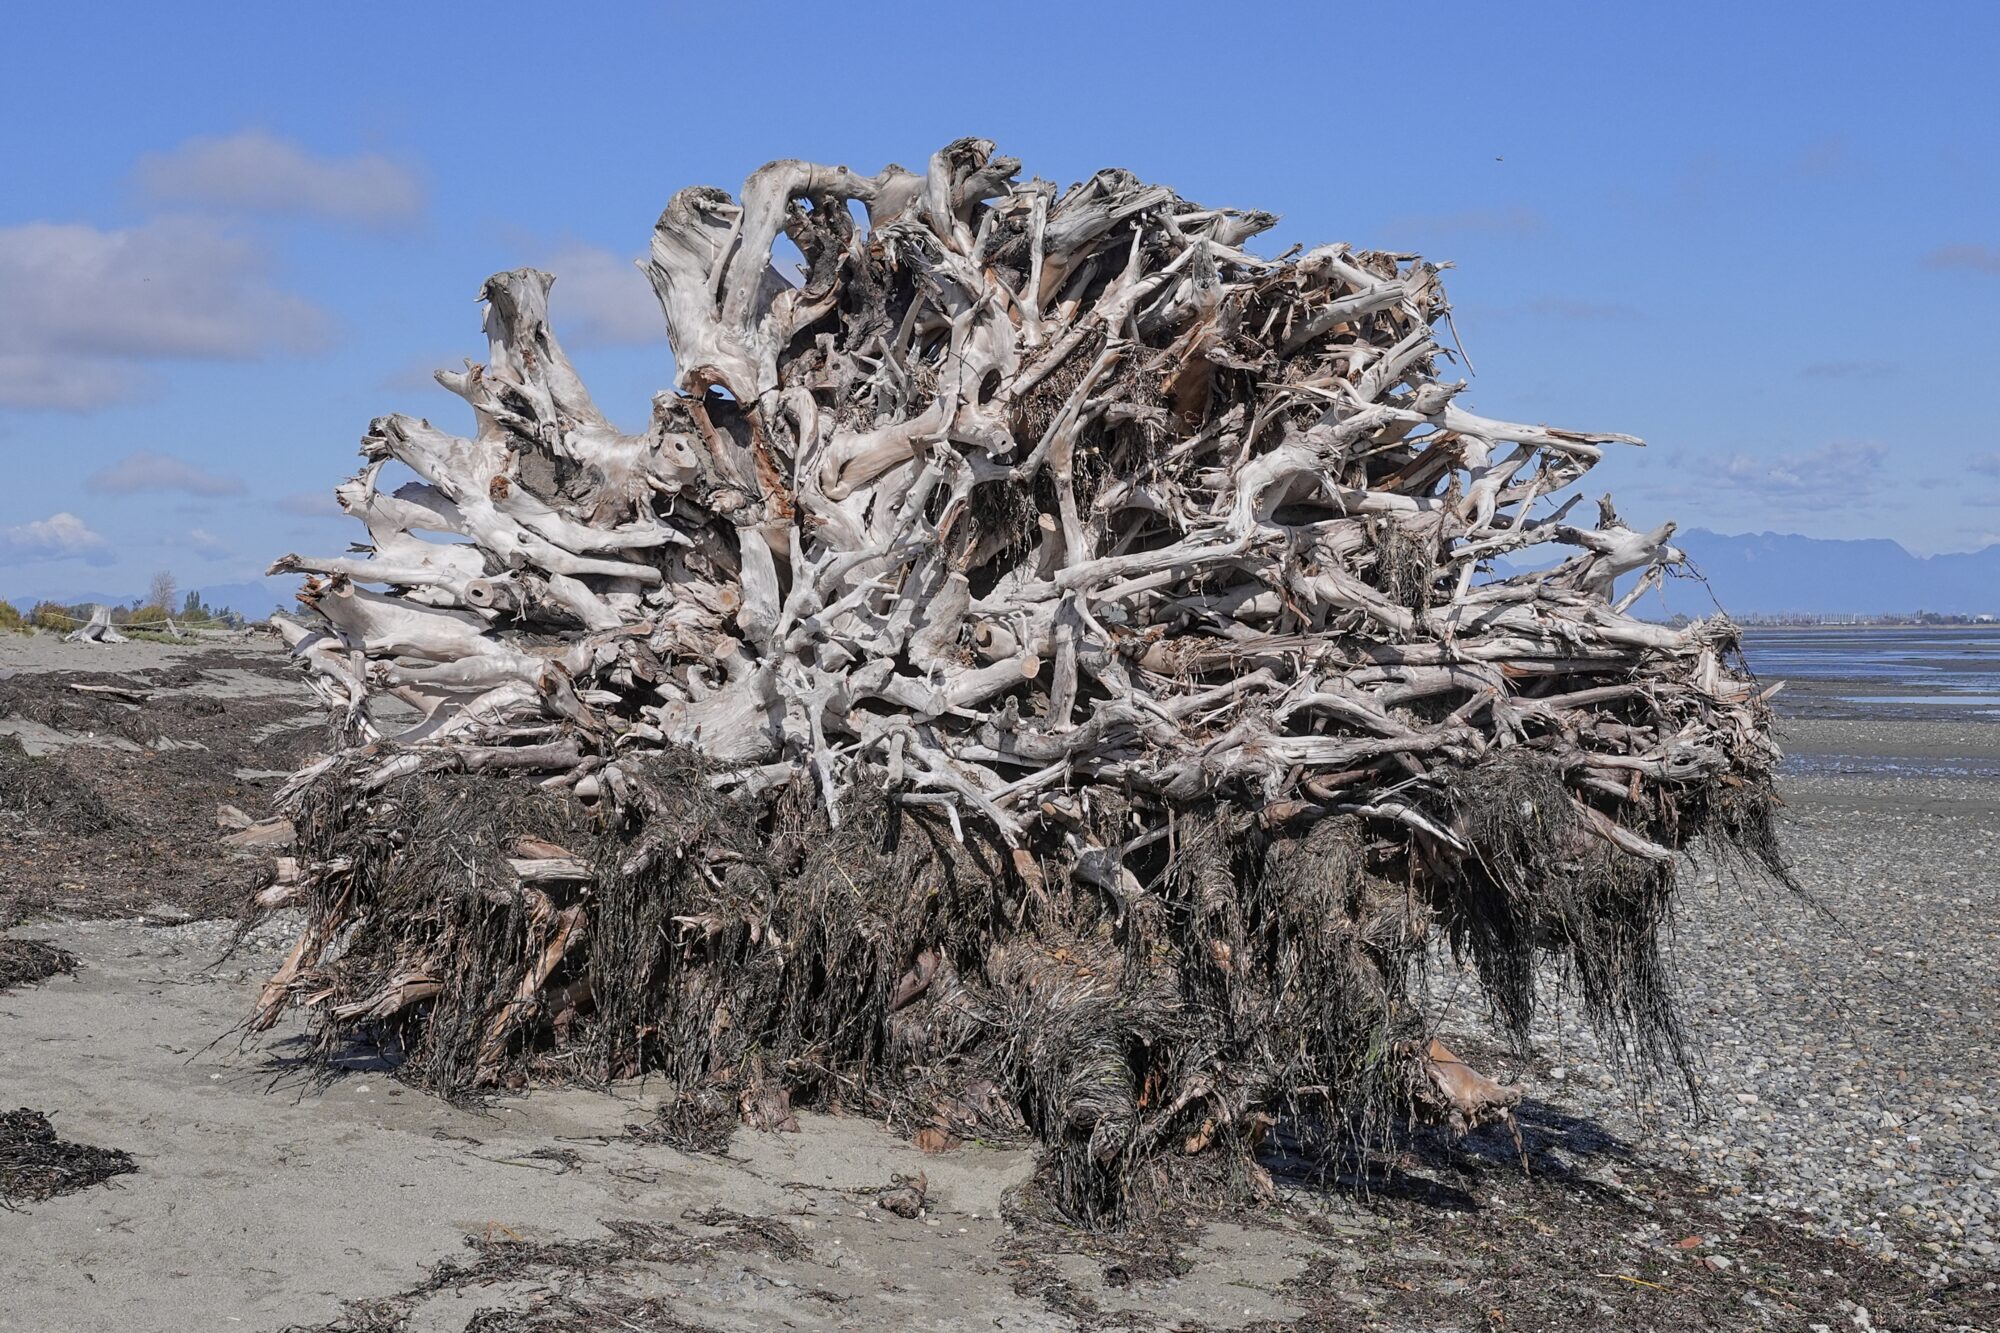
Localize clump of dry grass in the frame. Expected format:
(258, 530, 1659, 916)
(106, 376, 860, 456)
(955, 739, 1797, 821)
(254, 745, 1789, 1225)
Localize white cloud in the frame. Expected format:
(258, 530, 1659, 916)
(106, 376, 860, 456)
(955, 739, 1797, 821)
(542, 244, 665, 346)
(0, 217, 330, 411)
(134, 130, 424, 228)
(1970, 453, 2000, 478)
(1718, 441, 1887, 499)
(187, 528, 229, 556)
(0, 355, 145, 411)
(1, 512, 110, 562)
(85, 450, 246, 497)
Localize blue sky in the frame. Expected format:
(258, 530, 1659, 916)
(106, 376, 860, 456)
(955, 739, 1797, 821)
(3, 1, 1996, 603)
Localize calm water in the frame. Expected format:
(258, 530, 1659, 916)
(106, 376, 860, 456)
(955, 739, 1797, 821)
(1741, 625, 2000, 687)
(1740, 626, 2000, 716)
(1737, 626, 2000, 777)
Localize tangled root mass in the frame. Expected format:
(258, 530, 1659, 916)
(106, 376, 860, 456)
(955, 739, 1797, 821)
(252, 139, 1790, 1222)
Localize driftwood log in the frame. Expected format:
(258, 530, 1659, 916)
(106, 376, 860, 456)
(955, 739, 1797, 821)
(64, 606, 127, 645)
(254, 139, 1788, 1219)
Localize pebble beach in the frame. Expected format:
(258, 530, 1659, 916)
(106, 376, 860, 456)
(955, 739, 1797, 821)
(1441, 628, 2000, 1282)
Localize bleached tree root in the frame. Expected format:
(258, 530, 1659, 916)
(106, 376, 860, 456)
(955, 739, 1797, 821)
(250, 139, 1791, 1221)
(64, 607, 127, 645)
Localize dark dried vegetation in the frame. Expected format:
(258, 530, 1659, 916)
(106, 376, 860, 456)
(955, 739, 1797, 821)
(0, 1108, 137, 1207)
(267, 741, 1788, 1224)
(281, 1209, 811, 1333)
(0, 937, 77, 993)
(0, 650, 321, 927)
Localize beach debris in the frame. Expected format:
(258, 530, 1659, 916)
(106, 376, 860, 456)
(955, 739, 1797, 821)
(219, 815, 295, 851)
(507, 836, 590, 883)
(0, 939, 77, 994)
(913, 1126, 961, 1153)
(1, 652, 327, 929)
(482, 1145, 584, 1175)
(279, 1211, 812, 1332)
(627, 1086, 738, 1156)
(63, 606, 127, 645)
(67, 682, 152, 704)
(877, 1171, 929, 1218)
(1420, 1038, 1524, 1135)
(740, 1064, 802, 1135)
(0, 1108, 136, 1205)
(0, 735, 120, 837)
(251, 139, 1791, 1221)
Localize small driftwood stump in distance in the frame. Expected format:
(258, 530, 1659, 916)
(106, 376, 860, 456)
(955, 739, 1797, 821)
(255, 139, 1788, 1221)
(64, 606, 127, 645)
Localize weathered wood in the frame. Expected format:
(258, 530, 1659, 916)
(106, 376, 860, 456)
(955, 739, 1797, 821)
(70, 682, 151, 703)
(64, 606, 127, 645)
(257, 139, 1787, 1162)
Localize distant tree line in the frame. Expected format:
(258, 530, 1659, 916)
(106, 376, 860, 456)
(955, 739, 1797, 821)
(0, 570, 250, 634)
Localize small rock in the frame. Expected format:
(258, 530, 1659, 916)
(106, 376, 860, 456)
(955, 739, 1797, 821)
(877, 1171, 928, 1219)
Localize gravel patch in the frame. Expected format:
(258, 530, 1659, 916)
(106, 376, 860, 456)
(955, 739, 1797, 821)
(1437, 765, 2000, 1282)
(21, 909, 304, 961)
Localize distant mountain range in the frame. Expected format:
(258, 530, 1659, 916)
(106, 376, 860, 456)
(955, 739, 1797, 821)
(9, 531, 1997, 622)
(1655, 530, 2000, 618)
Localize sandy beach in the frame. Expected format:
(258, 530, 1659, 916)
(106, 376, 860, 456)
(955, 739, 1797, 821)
(5, 631, 1998, 1331)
